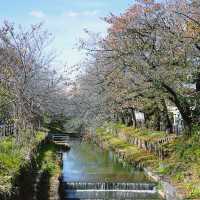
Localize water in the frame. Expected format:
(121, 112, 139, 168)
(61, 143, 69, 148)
(62, 139, 163, 200)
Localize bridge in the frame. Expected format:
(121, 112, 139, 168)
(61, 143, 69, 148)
(48, 133, 75, 150)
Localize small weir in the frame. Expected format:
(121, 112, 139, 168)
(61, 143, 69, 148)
(63, 182, 159, 199)
(64, 182, 156, 190)
(60, 137, 163, 200)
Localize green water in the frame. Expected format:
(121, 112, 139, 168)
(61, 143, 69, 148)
(62, 139, 163, 199)
(62, 139, 150, 182)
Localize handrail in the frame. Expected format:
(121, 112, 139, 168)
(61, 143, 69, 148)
(0, 124, 15, 139)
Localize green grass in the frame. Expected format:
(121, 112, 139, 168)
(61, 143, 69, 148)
(101, 122, 167, 142)
(0, 131, 47, 195)
(158, 136, 200, 198)
(35, 131, 47, 143)
(120, 127, 167, 141)
(0, 137, 24, 194)
(36, 143, 60, 176)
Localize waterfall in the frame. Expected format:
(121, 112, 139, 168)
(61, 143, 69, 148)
(63, 181, 161, 199)
(64, 182, 156, 190)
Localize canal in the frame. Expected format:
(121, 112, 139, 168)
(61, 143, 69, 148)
(61, 138, 163, 199)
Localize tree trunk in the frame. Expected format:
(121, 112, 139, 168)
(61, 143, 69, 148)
(161, 82, 192, 135)
(161, 98, 173, 133)
(196, 73, 200, 92)
(119, 112, 126, 124)
(144, 112, 150, 129)
(154, 107, 161, 131)
(127, 114, 133, 126)
(129, 107, 137, 128)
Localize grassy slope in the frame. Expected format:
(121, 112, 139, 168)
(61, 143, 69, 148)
(160, 136, 200, 199)
(95, 123, 200, 199)
(96, 127, 160, 168)
(0, 131, 49, 195)
(36, 142, 60, 176)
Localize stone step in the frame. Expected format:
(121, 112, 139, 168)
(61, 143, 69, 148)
(65, 199, 161, 200)
(64, 182, 156, 190)
(64, 190, 161, 199)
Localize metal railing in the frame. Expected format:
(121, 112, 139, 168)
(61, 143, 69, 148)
(0, 124, 15, 139)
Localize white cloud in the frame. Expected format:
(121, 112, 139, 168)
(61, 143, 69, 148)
(65, 11, 80, 17)
(82, 10, 99, 16)
(64, 10, 99, 18)
(29, 10, 45, 18)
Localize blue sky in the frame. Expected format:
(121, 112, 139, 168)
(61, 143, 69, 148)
(0, 0, 134, 67)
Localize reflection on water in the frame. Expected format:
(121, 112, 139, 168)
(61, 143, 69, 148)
(62, 139, 163, 199)
(62, 139, 148, 182)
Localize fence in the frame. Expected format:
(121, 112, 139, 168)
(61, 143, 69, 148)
(0, 124, 15, 139)
(116, 131, 178, 160)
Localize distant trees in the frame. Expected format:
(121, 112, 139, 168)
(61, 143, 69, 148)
(70, 0, 200, 135)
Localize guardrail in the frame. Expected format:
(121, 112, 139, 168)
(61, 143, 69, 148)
(0, 124, 15, 139)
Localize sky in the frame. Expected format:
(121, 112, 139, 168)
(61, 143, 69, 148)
(0, 0, 135, 68)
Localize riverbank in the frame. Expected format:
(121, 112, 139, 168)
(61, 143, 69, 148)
(86, 123, 200, 199)
(0, 130, 46, 199)
(36, 142, 61, 200)
(0, 130, 62, 200)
